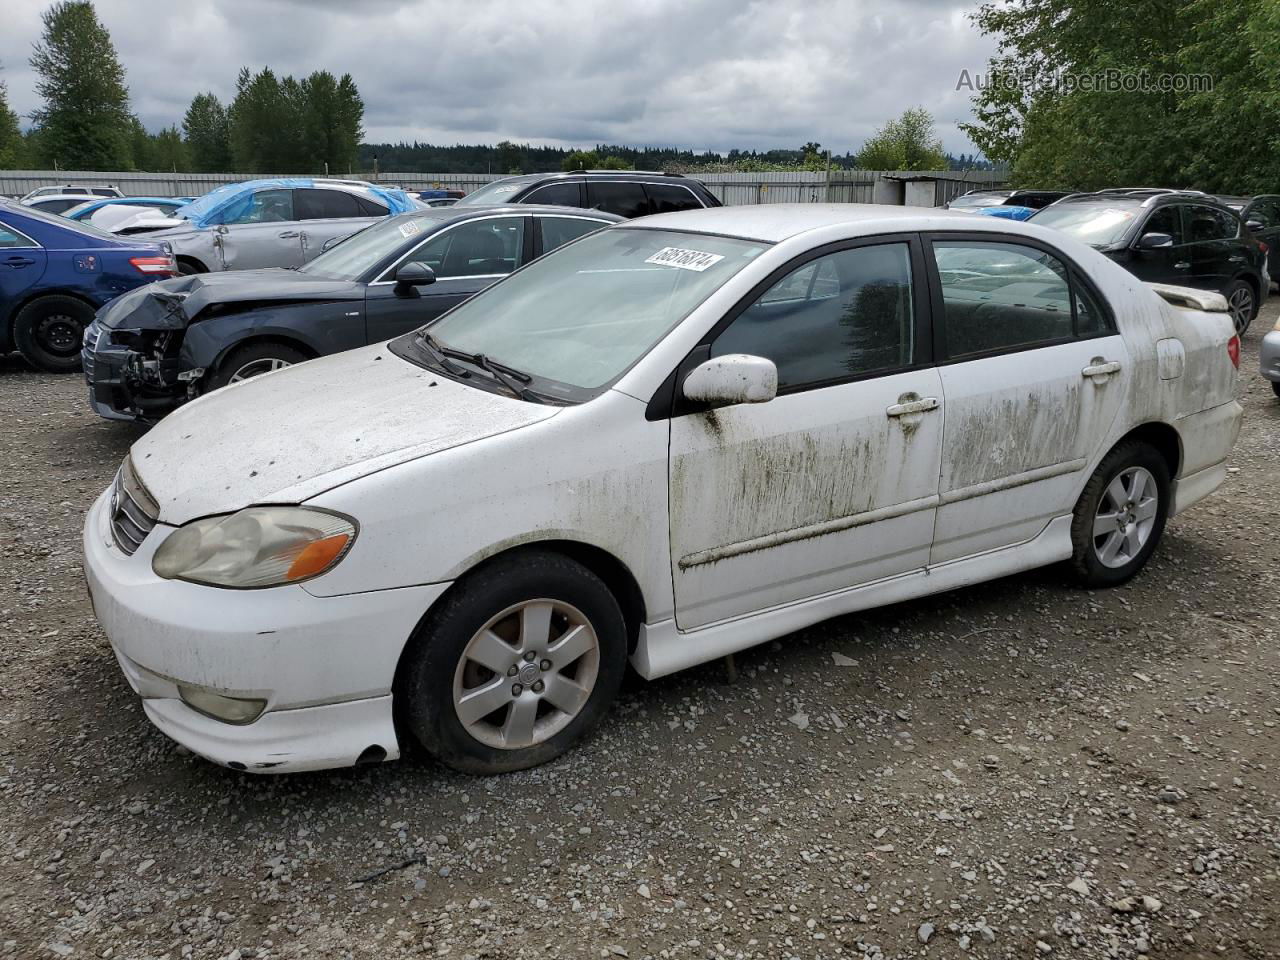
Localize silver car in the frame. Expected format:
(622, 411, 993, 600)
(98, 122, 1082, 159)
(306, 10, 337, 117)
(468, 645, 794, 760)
(125, 178, 417, 275)
(1261, 318, 1280, 398)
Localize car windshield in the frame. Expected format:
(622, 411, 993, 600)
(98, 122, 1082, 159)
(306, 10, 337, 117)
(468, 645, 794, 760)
(1030, 201, 1140, 248)
(300, 214, 441, 281)
(411, 227, 769, 396)
(455, 179, 531, 206)
(950, 193, 1012, 209)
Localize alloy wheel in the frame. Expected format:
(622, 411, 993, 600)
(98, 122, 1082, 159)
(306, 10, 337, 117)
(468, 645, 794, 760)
(1228, 287, 1253, 334)
(452, 599, 600, 750)
(228, 357, 293, 383)
(1092, 466, 1159, 569)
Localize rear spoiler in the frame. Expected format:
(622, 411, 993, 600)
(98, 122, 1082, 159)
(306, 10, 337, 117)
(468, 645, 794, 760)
(1148, 283, 1229, 313)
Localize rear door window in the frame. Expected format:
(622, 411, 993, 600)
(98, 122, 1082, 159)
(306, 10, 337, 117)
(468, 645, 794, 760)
(354, 195, 389, 216)
(538, 216, 609, 253)
(295, 188, 365, 220)
(585, 181, 651, 218)
(0, 223, 37, 247)
(643, 183, 705, 213)
(90, 188, 116, 197)
(1186, 204, 1239, 242)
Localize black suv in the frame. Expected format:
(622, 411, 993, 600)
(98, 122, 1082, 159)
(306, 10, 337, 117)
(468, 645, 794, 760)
(455, 171, 720, 218)
(1030, 189, 1268, 333)
(1211, 194, 1280, 284)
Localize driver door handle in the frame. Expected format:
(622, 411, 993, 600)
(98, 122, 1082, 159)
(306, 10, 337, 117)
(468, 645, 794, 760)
(278, 230, 300, 239)
(4, 256, 35, 267)
(886, 396, 940, 418)
(1173, 261, 1190, 269)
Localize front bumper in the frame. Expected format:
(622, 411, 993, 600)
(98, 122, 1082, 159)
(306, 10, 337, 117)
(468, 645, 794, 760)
(83, 319, 137, 421)
(1261, 330, 1280, 384)
(82, 488, 450, 773)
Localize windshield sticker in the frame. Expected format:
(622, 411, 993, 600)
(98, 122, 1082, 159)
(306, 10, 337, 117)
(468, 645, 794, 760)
(399, 220, 422, 239)
(645, 247, 726, 272)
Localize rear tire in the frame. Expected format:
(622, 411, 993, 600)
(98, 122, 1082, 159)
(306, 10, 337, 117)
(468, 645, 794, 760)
(1224, 279, 1257, 335)
(1271, 381, 1280, 399)
(396, 550, 628, 774)
(1068, 441, 1171, 588)
(177, 259, 205, 276)
(13, 295, 94, 373)
(207, 342, 309, 390)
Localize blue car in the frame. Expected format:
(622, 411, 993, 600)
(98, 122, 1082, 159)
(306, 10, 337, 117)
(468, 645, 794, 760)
(1, 199, 177, 372)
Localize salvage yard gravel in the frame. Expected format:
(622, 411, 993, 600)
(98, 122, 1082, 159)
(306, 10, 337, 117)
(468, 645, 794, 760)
(1, 306, 1278, 959)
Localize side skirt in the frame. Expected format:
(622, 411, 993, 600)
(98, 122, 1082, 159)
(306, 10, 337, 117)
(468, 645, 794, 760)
(630, 515, 1074, 680)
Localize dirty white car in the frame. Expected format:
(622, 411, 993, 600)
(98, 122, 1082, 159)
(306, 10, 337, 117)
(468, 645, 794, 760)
(82, 205, 1242, 775)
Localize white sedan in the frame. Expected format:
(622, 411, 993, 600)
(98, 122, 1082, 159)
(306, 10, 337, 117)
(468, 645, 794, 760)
(82, 205, 1243, 774)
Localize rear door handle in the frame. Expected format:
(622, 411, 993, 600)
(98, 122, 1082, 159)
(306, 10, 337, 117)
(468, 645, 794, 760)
(1082, 360, 1121, 380)
(886, 396, 940, 418)
(1174, 261, 1190, 270)
(278, 230, 300, 239)
(1229, 255, 1246, 263)
(4, 255, 35, 267)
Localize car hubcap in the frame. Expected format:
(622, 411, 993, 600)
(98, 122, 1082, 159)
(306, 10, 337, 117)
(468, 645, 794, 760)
(1092, 466, 1158, 569)
(1228, 288, 1253, 333)
(228, 357, 293, 383)
(37, 313, 83, 358)
(452, 599, 600, 750)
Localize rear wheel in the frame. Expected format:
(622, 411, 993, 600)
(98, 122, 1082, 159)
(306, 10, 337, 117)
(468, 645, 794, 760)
(1224, 279, 1257, 335)
(177, 258, 205, 276)
(397, 550, 627, 774)
(1272, 381, 1280, 399)
(13, 295, 94, 373)
(208, 342, 309, 390)
(1068, 441, 1171, 587)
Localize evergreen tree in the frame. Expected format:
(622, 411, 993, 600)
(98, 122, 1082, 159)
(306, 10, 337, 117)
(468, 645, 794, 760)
(183, 92, 231, 172)
(28, 1, 132, 169)
(0, 71, 22, 169)
(150, 124, 189, 171)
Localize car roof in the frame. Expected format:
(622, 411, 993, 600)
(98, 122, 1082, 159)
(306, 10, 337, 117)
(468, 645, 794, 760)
(627, 203, 1056, 243)
(398, 204, 626, 225)
(485, 171, 702, 186)
(25, 193, 97, 203)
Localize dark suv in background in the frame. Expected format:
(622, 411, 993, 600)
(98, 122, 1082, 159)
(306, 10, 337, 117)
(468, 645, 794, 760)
(1212, 194, 1280, 284)
(456, 171, 720, 218)
(1030, 189, 1268, 333)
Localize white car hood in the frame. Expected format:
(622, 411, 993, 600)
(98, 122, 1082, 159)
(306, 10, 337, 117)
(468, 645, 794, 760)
(112, 213, 188, 234)
(130, 343, 562, 525)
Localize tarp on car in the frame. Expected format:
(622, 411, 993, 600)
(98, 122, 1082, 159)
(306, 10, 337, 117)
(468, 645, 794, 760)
(176, 178, 416, 228)
(975, 205, 1037, 221)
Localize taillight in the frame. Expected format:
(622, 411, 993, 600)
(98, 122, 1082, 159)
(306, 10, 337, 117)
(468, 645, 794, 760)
(1227, 335, 1240, 369)
(1259, 240, 1270, 254)
(130, 255, 177, 276)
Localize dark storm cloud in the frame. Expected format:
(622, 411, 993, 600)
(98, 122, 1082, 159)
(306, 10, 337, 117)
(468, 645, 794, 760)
(0, 0, 997, 154)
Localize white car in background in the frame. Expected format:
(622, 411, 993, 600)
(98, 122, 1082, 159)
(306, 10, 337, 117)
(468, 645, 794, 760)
(83, 205, 1242, 775)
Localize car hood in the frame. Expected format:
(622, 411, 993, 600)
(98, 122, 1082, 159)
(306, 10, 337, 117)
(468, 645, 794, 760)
(97, 269, 365, 330)
(130, 343, 562, 525)
(115, 214, 189, 234)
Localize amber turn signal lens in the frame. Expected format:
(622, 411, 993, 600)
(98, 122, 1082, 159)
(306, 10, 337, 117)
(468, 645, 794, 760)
(286, 534, 351, 581)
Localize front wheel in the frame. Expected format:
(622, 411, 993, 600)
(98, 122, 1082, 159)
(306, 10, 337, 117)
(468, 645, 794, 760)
(397, 550, 628, 774)
(1224, 279, 1257, 335)
(1068, 441, 1171, 587)
(207, 342, 309, 391)
(13, 295, 94, 373)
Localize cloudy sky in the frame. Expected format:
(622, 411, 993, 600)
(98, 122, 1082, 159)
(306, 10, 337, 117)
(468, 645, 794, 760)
(0, 0, 998, 156)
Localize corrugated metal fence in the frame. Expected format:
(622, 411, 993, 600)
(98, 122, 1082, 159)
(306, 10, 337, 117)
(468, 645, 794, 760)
(0, 169, 1008, 206)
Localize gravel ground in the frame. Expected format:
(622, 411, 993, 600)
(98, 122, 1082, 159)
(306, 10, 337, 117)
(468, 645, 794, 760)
(1, 304, 1278, 960)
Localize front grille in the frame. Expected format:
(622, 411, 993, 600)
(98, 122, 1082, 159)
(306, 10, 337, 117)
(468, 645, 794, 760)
(110, 457, 159, 556)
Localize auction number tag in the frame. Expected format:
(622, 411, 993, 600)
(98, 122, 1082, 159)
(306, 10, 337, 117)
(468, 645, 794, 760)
(644, 247, 725, 272)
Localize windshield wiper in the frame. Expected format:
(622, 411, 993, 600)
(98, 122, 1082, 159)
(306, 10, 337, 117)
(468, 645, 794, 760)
(414, 331, 471, 378)
(441, 347, 545, 403)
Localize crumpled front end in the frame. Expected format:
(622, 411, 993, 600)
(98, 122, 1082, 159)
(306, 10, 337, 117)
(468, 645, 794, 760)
(83, 282, 199, 422)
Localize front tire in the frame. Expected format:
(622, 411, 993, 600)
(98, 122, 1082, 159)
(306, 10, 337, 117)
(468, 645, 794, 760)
(1068, 441, 1171, 587)
(396, 550, 627, 774)
(13, 295, 94, 373)
(208, 342, 309, 390)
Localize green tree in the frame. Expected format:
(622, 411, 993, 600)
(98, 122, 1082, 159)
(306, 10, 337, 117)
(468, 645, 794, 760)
(0, 71, 22, 168)
(150, 124, 189, 171)
(561, 149, 598, 171)
(28, 1, 132, 169)
(301, 70, 363, 174)
(962, 0, 1280, 191)
(229, 67, 283, 172)
(126, 114, 151, 170)
(855, 108, 947, 170)
(183, 92, 231, 172)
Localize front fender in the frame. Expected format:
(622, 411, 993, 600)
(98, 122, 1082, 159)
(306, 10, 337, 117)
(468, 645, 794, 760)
(178, 301, 365, 371)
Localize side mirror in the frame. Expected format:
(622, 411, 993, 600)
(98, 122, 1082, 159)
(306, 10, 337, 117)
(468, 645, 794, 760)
(682, 354, 777, 409)
(1136, 231, 1174, 250)
(1246, 219, 1265, 232)
(394, 261, 436, 290)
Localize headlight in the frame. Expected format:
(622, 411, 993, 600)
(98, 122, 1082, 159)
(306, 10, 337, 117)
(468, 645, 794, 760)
(152, 506, 356, 588)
